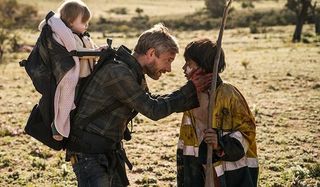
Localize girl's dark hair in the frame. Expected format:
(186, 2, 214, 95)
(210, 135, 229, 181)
(184, 38, 226, 73)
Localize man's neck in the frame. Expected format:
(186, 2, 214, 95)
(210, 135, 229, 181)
(132, 52, 147, 74)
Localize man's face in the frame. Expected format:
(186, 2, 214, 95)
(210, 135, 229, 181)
(145, 50, 176, 80)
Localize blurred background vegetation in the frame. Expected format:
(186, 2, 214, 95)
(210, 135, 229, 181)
(0, 0, 319, 60)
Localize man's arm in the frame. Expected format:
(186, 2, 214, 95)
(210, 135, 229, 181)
(104, 64, 199, 120)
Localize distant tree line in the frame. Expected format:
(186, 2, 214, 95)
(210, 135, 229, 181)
(204, 0, 320, 42)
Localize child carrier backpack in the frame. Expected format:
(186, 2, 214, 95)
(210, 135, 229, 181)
(19, 11, 139, 152)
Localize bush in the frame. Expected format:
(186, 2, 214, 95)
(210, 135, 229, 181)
(205, 0, 227, 18)
(0, 0, 38, 29)
(230, 9, 296, 28)
(109, 7, 128, 15)
(92, 5, 297, 33)
(0, 0, 38, 62)
(249, 22, 259, 33)
(0, 29, 9, 61)
(241, 1, 255, 9)
(131, 15, 150, 30)
(308, 163, 320, 179)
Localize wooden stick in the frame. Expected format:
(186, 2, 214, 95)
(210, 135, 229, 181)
(205, 0, 233, 187)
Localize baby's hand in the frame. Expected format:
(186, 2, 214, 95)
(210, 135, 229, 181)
(97, 44, 109, 51)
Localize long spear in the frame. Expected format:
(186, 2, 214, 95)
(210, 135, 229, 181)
(205, 0, 233, 186)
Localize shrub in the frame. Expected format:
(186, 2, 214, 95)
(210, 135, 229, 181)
(308, 163, 320, 179)
(241, 1, 255, 9)
(205, 0, 227, 18)
(92, 5, 297, 33)
(230, 9, 296, 28)
(0, 0, 38, 62)
(131, 15, 150, 30)
(109, 7, 128, 15)
(135, 7, 144, 17)
(249, 22, 259, 33)
(0, 0, 38, 29)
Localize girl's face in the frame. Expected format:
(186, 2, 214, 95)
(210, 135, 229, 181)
(182, 59, 199, 80)
(70, 14, 89, 34)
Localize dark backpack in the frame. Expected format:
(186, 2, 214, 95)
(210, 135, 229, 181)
(20, 12, 138, 152)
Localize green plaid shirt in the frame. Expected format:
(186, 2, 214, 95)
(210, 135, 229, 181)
(73, 46, 199, 142)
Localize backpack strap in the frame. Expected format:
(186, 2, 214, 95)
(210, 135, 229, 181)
(74, 47, 116, 106)
(72, 44, 118, 128)
(116, 45, 144, 84)
(19, 11, 55, 68)
(72, 43, 142, 136)
(45, 11, 55, 23)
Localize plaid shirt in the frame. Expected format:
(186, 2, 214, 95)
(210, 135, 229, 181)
(73, 46, 199, 142)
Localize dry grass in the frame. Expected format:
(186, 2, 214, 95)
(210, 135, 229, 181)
(18, 0, 288, 21)
(1, 0, 320, 186)
(1, 24, 319, 186)
(19, 0, 205, 20)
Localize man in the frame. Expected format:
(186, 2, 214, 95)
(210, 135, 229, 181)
(67, 24, 211, 186)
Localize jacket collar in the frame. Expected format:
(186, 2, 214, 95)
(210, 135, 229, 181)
(116, 45, 143, 73)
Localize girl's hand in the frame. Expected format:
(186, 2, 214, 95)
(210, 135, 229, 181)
(203, 128, 219, 150)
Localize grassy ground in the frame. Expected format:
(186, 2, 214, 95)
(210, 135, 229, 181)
(19, 0, 205, 20)
(1, 0, 319, 186)
(0, 24, 319, 186)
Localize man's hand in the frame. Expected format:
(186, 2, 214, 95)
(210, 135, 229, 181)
(203, 128, 219, 150)
(189, 69, 212, 92)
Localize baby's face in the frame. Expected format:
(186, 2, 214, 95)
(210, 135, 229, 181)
(70, 15, 89, 34)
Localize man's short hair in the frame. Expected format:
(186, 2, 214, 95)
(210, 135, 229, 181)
(184, 38, 226, 73)
(58, 0, 91, 27)
(134, 23, 179, 56)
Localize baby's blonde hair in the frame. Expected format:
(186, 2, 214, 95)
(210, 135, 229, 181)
(58, 0, 91, 27)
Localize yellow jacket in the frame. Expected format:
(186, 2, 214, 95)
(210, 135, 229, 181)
(178, 82, 259, 186)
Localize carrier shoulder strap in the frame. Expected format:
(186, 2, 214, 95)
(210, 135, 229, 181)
(73, 42, 121, 127)
(74, 44, 143, 128)
(19, 11, 55, 68)
(45, 11, 55, 23)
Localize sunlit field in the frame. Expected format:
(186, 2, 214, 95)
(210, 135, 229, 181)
(0, 0, 319, 186)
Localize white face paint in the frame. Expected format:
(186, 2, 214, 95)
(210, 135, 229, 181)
(185, 65, 193, 76)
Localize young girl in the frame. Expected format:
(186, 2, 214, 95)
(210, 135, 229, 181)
(177, 38, 259, 187)
(39, 0, 99, 141)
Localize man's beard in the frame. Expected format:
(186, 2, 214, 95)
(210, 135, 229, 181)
(145, 60, 160, 80)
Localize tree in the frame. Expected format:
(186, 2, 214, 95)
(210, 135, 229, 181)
(310, 2, 320, 34)
(205, 0, 227, 18)
(286, 0, 313, 42)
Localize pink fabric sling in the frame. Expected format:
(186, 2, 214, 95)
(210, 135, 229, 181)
(39, 14, 80, 138)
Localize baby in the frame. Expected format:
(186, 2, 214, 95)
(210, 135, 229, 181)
(38, 0, 100, 141)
